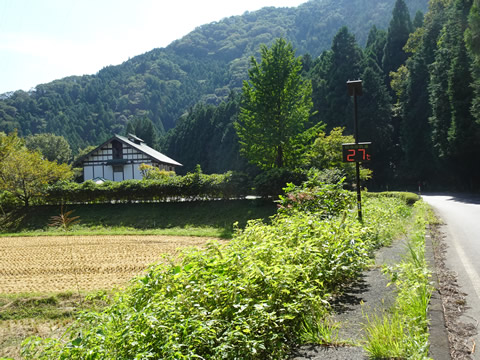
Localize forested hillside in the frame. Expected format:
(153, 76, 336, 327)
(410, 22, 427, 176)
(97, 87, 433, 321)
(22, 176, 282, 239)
(0, 0, 427, 153)
(163, 0, 480, 191)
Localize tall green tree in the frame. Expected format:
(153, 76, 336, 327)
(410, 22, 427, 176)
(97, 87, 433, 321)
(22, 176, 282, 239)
(393, 0, 449, 185)
(466, 0, 480, 55)
(25, 133, 72, 164)
(466, 0, 480, 124)
(359, 67, 394, 186)
(0, 132, 72, 207)
(365, 26, 388, 72)
(382, 0, 413, 79)
(413, 11, 425, 29)
(311, 27, 364, 132)
(162, 94, 247, 174)
(443, 0, 480, 187)
(235, 38, 313, 170)
(125, 117, 160, 149)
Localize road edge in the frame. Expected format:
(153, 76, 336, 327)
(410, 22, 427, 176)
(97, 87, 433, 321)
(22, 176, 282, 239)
(426, 226, 452, 359)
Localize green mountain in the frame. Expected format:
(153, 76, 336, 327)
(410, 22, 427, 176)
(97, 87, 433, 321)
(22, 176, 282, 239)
(0, 0, 427, 152)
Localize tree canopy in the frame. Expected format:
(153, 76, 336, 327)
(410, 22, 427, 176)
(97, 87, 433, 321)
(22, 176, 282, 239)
(25, 133, 72, 164)
(235, 38, 313, 170)
(0, 132, 73, 207)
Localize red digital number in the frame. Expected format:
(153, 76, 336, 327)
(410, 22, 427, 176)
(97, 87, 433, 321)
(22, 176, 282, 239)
(359, 148, 365, 160)
(347, 149, 356, 162)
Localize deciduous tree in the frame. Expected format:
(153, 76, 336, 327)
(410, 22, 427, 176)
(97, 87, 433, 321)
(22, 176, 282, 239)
(235, 38, 313, 170)
(25, 133, 72, 164)
(0, 132, 73, 207)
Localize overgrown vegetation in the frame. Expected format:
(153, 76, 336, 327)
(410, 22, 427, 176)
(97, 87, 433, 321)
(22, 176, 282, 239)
(0, 291, 111, 360)
(0, 292, 109, 322)
(20, 187, 419, 359)
(1, 200, 277, 239)
(363, 200, 434, 358)
(44, 170, 250, 205)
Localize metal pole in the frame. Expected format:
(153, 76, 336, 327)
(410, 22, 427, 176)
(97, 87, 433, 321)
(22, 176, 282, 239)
(353, 88, 362, 222)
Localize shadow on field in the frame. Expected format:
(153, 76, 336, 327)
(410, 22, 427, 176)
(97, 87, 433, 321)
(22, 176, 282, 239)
(9, 199, 277, 238)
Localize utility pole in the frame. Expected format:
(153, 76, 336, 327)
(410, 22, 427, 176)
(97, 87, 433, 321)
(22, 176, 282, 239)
(346, 80, 364, 222)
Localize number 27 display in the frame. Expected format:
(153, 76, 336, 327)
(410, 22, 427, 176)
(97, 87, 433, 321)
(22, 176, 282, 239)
(342, 142, 372, 163)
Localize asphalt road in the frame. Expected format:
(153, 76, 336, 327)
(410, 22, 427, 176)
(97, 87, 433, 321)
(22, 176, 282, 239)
(423, 194, 480, 359)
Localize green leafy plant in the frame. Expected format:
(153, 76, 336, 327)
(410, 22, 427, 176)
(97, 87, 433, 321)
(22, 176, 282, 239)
(299, 312, 345, 346)
(363, 310, 406, 358)
(277, 177, 354, 218)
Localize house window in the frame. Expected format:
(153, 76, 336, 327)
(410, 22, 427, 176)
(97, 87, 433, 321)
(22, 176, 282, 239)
(113, 165, 123, 173)
(112, 140, 123, 159)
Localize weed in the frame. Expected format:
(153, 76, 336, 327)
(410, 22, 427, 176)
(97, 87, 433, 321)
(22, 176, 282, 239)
(48, 205, 80, 232)
(363, 311, 406, 358)
(299, 312, 346, 346)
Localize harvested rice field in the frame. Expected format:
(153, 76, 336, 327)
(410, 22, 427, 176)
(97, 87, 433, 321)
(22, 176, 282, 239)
(0, 235, 217, 294)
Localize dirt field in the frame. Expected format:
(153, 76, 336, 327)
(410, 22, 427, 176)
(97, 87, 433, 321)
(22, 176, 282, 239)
(0, 234, 219, 359)
(0, 235, 217, 293)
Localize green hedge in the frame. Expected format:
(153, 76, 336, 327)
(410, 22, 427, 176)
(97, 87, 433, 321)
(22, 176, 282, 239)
(45, 172, 250, 205)
(364, 191, 420, 206)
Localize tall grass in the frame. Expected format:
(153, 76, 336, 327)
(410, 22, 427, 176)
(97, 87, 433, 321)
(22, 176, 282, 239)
(363, 201, 434, 359)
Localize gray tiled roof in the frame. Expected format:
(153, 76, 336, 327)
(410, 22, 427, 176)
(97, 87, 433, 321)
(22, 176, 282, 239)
(115, 134, 182, 166)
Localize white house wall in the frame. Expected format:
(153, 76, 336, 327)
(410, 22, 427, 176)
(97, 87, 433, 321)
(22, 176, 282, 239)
(104, 166, 113, 180)
(84, 166, 94, 180)
(81, 141, 174, 182)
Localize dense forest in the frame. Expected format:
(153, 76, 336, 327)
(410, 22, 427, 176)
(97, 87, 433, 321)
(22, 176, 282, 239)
(164, 0, 480, 191)
(1, 0, 479, 190)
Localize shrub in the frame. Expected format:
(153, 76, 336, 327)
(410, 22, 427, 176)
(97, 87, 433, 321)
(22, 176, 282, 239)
(253, 168, 306, 198)
(277, 178, 354, 218)
(23, 210, 373, 359)
(364, 191, 420, 206)
(44, 171, 250, 205)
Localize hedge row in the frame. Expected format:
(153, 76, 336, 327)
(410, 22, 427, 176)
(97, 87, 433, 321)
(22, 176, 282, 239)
(364, 191, 420, 206)
(45, 172, 250, 204)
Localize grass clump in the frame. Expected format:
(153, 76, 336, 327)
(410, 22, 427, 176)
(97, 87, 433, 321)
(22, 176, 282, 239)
(365, 191, 420, 206)
(362, 200, 434, 359)
(0, 292, 110, 322)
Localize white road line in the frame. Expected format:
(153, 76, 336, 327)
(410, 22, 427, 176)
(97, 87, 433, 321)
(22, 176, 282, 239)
(450, 230, 480, 300)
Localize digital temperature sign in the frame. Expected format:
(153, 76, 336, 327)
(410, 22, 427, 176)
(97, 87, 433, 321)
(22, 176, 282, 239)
(342, 142, 372, 163)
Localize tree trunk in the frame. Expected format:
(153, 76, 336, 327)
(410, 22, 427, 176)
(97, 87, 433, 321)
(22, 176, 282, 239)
(275, 145, 284, 168)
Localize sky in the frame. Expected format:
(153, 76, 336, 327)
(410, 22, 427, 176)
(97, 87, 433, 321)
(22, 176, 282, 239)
(0, 0, 307, 94)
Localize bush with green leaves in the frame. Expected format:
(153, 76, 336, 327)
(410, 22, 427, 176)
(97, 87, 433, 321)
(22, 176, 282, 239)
(45, 171, 251, 205)
(253, 168, 306, 198)
(277, 175, 354, 218)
